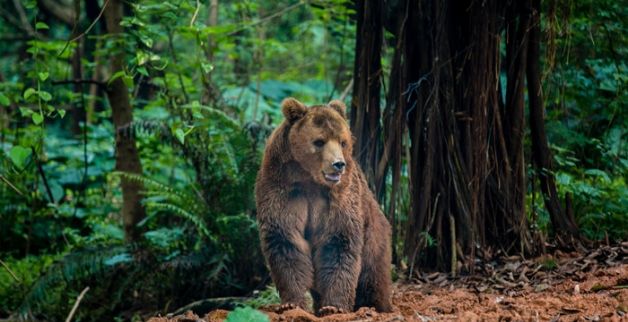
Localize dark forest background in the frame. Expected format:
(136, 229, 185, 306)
(0, 0, 625, 320)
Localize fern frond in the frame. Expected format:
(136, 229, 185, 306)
(147, 202, 214, 241)
(114, 172, 188, 200)
(180, 104, 240, 130)
(16, 244, 131, 319)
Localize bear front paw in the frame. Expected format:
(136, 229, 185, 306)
(318, 306, 347, 316)
(276, 302, 300, 313)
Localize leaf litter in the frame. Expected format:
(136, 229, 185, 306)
(149, 243, 627, 321)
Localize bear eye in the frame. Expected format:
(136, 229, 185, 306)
(341, 141, 347, 148)
(313, 139, 325, 147)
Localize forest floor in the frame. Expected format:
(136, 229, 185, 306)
(150, 243, 627, 321)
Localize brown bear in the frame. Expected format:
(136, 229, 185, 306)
(255, 97, 393, 316)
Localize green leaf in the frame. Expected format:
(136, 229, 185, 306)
(226, 307, 269, 322)
(57, 109, 66, 118)
(123, 75, 134, 89)
(35, 22, 49, 30)
(201, 62, 214, 74)
(38, 91, 52, 101)
(137, 66, 148, 77)
(9, 145, 31, 169)
(139, 34, 153, 48)
(136, 51, 149, 65)
(104, 253, 133, 266)
(23, 88, 37, 100)
(24, 0, 36, 9)
(19, 107, 33, 116)
(0, 93, 10, 106)
(38, 72, 49, 81)
(174, 128, 185, 144)
(108, 71, 126, 85)
(32, 113, 44, 124)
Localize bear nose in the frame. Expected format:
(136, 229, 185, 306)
(332, 161, 346, 171)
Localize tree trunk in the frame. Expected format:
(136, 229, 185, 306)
(526, 0, 579, 237)
(394, 0, 535, 272)
(350, 0, 384, 198)
(103, 0, 145, 242)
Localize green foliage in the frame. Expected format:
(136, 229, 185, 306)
(1, 0, 354, 319)
(540, 257, 558, 271)
(226, 306, 270, 322)
(0, 255, 57, 317)
(0, 0, 625, 319)
(540, 0, 627, 241)
(243, 285, 281, 309)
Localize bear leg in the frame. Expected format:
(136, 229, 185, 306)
(354, 216, 393, 312)
(261, 225, 313, 309)
(314, 233, 362, 315)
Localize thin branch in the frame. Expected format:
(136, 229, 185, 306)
(339, 79, 353, 102)
(38, 0, 77, 25)
(0, 259, 21, 283)
(166, 28, 189, 102)
(52, 79, 105, 88)
(190, 0, 201, 26)
(0, 35, 36, 41)
(0, 9, 43, 39)
(58, 0, 111, 57)
(227, 1, 305, 36)
(0, 175, 24, 196)
(11, 0, 37, 37)
(65, 286, 90, 322)
(32, 147, 55, 204)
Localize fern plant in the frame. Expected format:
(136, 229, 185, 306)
(115, 172, 215, 242)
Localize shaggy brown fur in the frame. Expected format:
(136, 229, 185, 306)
(255, 98, 393, 316)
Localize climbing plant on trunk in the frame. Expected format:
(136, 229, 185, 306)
(103, 0, 146, 242)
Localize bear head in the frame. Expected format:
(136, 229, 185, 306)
(281, 97, 353, 187)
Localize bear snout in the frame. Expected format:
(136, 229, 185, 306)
(332, 160, 346, 171)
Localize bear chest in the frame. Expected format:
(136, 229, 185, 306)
(288, 184, 330, 243)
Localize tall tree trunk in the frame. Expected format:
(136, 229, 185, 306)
(526, 0, 579, 238)
(103, 0, 145, 242)
(397, 0, 535, 272)
(350, 0, 384, 198)
(382, 0, 410, 265)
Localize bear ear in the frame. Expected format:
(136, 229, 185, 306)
(328, 99, 347, 119)
(281, 97, 307, 123)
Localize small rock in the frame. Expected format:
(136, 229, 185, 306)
(535, 283, 551, 292)
(574, 284, 580, 295)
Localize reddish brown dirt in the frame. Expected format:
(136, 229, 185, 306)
(149, 246, 627, 321)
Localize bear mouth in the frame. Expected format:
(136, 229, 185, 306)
(323, 172, 342, 183)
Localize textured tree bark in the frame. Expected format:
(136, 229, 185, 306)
(350, 0, 384, 198)
(382, 0, 410, 265)
(395, 0, 536, 272)
(103, 0, 145, 242)
(526, 0, 579, 237)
